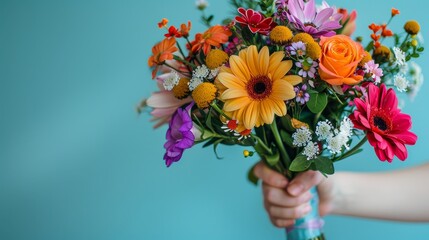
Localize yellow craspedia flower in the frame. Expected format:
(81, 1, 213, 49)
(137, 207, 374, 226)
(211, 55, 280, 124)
(291, 118, 309, 129)
(270, 26, 293, 45)
(192, 82, 217, 109)
(374, 45, 391, 59)
(306, 41, 321, 60)
(411, 39, 418, 47)
(404, 20, 420, 35)
(172, 78, 190, 99)
(206, 49, 229, 69)
(217, 45, 302, 129)
(292, 33, 315, 44)
(359, 51, 372, 67)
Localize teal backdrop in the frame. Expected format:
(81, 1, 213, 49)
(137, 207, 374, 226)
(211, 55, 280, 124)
(1, 0, 428, 239)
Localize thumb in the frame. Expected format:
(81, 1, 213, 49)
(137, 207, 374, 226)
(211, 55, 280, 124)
(287, 171, 323, 197)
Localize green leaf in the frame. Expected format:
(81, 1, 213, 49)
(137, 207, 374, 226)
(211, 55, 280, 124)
(412, 53, 420, 58)
(213, 139, 224, 159)
(405, 55, 411, 61)
(417, 47, 424, 52)
(289, 155, 312, 172)
(264, 150, 280, 167)
(314, 156, 334, 175)
(307, 93, 328, 114)
(280, 130, 294, 148)
(247, 163, 259, 186)
(202, 138, 217, 148)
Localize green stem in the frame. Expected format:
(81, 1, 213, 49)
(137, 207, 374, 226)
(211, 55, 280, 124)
(334, 136, 368, 162)
(173, 55, 197, 69)
(209, 101, 230, 120)
(270, 120, 292, 179)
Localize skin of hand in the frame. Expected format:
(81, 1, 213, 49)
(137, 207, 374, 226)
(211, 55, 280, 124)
(253, 161, 335, 228)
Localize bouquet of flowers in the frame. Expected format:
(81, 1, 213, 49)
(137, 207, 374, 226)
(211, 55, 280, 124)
(140, 0, 424, 239)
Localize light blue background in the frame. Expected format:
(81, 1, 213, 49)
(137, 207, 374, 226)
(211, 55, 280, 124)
(1, 0, 428, 239)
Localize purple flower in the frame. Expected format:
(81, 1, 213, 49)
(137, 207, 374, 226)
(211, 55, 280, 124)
(163, 103, 195, 167)
(294, 84, 310, 105)
(295, 57, 318, 78)
(275, 0, 289, 21)
(364, 60, 384, 84)
(286, 0, 342, 38)
(287, 41, 306, 56)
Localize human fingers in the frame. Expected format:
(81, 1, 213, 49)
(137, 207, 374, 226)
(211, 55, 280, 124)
(287, 171, 324, 197)
(263, 182, 313, 207)
(254, 161, 288, 188)
(265, 203, 312, 222)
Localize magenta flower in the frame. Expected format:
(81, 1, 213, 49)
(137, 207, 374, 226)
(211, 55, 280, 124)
(163, 103, 195, 167)
(286, 0, 342, 38)
(235, 7, 275, 35)
(349, 84, 417, 162)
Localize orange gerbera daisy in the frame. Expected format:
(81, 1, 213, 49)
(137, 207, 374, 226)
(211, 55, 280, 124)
(189, 25, 232, 55)
(148, 38, 178, 78)
(217, 46, 302, 129)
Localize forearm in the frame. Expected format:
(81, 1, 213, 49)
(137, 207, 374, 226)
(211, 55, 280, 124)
(331, 163, 429, 222)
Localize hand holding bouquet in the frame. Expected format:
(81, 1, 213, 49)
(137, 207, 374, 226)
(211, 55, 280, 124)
(140, 0, 424, 239)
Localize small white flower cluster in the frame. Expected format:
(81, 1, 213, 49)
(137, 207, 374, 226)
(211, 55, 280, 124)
(323, 118, 353, 154)
(189, 65, 210, 91)
(162, 70, 180, 91)
(393, 47, 406, 66)
(292, 127, 312, 147)
(291, 117, 354, 160)
(393, 73, 409, 92)
(292, 126, 319, 160)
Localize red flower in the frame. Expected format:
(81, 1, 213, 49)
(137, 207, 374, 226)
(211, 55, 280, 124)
(235, 7, 275, 35)
(391, 8, 400, 17)
(349, 84, 417, 162)
(165, 26, 182, 38)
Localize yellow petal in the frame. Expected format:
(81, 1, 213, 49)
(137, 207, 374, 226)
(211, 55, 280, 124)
(221, 88, 248, 100)
(223, 97, 251, 111)
(271, 99, 287, 116)
(246, 45, 259, 77)
(258, 46, 270, 75)
(243, 101, 257, 129)
(272, 80, 296, 101)
(282, 75, 302, 86)
(268, 51, 285, 73)
(230, 55, 251, 82)
(218, 72, 245, 89)
(260, 100, 275, 125)
(272, 60, 293, 81)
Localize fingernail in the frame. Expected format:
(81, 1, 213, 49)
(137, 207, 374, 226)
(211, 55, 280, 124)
(289, 184, 303, 196)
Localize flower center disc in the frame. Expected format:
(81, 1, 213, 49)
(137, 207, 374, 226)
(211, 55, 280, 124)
(247, 75, 272, 100)
(370, 108, 392, 133)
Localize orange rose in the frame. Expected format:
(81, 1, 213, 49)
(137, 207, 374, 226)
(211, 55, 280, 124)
(318, 35, 364, 86)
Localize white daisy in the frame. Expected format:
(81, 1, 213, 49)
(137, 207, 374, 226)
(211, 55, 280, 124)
(315, 120, 333, 141)
(303, 141, 319, 160)
(209, 67, 220, 79)
(326, 134, 343, 154)
(339, 117, 353, 138)
(195, 0, 208, 9)
(188, 77, 204, 91)
(193, 65, 210, 79)
(393, 47, 406, 66)
(393, 74, 409, 92)
(292, 127, 312, 147)
(162, 70, 180, 91)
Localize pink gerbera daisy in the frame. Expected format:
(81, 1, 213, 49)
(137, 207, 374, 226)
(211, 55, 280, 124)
(349, 83, 417, 162)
